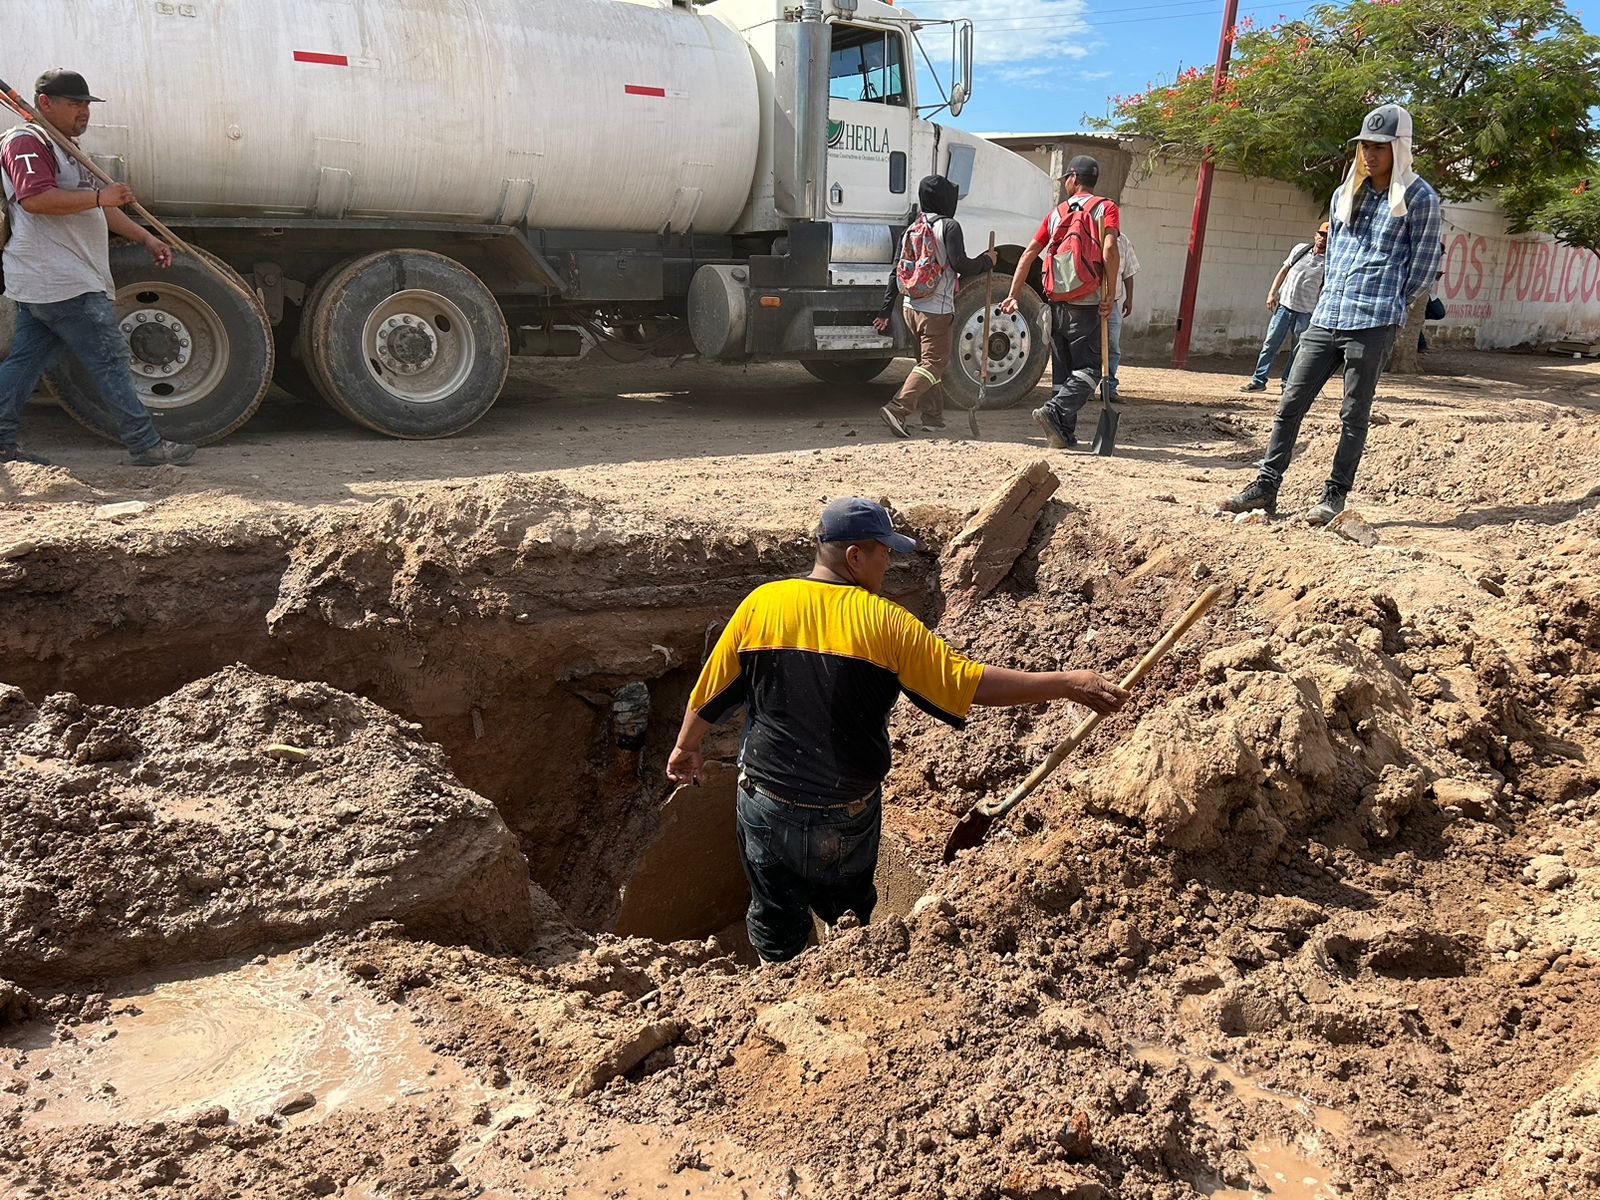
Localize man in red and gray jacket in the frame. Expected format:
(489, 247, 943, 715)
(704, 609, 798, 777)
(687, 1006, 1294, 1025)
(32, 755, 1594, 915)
(0, 69, 195, 467)
(999, 155, 1120, 450)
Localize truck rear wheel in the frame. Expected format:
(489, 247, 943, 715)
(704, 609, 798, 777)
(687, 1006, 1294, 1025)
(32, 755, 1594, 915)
(802, 357, 894, 386)
(46, 245, 273, 444)
(943, 283, 1047, 411)
(304, 249, 509, 439)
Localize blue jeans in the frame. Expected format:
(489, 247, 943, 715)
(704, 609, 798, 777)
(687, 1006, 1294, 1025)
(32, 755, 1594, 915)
(1249, 305, 1312, 387)
(1258, 323, 1399, 496)
(1106, 305, 1123, 395)
(0, 293, 160, 452)
(734, 778, 880, 963)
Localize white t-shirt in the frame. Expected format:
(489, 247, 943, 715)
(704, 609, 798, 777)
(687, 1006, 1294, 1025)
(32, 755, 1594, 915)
(1114, 234, 1141, 304)
(1, 124, 114, 305)
(1277, 241, 1326, 314)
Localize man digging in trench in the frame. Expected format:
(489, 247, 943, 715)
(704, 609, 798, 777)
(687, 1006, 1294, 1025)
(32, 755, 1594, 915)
(666, 497, 1128, 964)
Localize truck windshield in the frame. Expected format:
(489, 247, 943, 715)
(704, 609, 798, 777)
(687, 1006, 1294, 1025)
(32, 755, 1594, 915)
(828, 24, 907, 108)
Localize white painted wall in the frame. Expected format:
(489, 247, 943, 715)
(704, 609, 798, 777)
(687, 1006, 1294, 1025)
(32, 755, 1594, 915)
(986, 134, 1600, 356)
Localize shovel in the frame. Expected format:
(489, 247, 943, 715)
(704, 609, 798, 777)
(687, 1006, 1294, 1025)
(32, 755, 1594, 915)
(1089, 305, 1119, 455)
(967, 231, 997, 440)
(942, 584, 1223, 862)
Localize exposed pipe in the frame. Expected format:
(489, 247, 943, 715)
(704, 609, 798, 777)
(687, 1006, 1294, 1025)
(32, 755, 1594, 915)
(794, 0, 830, 223)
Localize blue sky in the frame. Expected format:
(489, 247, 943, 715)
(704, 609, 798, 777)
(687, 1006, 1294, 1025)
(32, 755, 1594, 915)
(915, 0, 1600, 136)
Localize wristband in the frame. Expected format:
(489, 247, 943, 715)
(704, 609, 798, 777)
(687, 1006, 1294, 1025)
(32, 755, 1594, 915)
(93, 186, 103, 209)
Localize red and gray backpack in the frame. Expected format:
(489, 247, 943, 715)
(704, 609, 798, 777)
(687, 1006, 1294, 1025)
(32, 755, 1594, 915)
(1042, 196, 1108, 302)
(895, 214, 945, 300)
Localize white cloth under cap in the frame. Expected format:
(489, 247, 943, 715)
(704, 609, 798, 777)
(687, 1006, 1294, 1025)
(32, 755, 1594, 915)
(1335, 104, 1418, 224)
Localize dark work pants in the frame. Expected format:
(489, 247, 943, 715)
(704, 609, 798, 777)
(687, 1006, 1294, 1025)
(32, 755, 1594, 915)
(734, 779, 879, 963)
(1041, 301, 1100, 439)
(1257, 323, 1399, 496)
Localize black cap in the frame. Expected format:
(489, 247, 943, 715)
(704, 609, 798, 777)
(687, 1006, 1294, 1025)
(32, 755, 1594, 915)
(1063, 154, 1100, 183)
(817, 498, 917, 552)
(35, 69, 104, 103)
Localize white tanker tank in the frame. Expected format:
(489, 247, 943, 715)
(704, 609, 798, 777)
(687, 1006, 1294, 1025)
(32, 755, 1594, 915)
(2, 0, 1056, 444)
(15, 0, 762, 233)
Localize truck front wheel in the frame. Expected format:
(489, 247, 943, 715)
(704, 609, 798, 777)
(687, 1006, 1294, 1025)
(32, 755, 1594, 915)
(943, 283, 1048, 411)
(304, 250, 509, 439)
(802, 357, 894, 386)
(46, 245, 274, 444)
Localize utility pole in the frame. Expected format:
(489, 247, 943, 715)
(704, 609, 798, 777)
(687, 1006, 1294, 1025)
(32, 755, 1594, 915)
(1171, 0, 1241, 369)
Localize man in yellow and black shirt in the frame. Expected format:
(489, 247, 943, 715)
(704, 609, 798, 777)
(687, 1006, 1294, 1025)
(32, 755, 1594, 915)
(667, 497, 1127, 963)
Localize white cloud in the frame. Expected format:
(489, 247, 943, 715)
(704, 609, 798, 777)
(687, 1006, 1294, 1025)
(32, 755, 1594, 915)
(955, 0, 1094, 65)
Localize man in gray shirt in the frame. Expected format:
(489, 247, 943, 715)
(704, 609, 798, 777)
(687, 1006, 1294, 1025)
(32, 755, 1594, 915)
(0, 69, 195, 466)
(1240, 221, 1328, 393)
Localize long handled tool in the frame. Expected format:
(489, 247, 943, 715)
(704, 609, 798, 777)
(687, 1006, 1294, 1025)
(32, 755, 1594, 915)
(941, 584, 1223, 862)
(967, 231, 997, 439)
(0, 76, 253, 304)
(1089, 304, 1119, 455)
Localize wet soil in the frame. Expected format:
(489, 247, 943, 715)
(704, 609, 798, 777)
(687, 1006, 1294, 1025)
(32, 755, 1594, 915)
(1, 348, 1598, 1199)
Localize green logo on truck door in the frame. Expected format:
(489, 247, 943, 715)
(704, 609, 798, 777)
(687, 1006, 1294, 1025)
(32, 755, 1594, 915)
(828, 120, 890, 156)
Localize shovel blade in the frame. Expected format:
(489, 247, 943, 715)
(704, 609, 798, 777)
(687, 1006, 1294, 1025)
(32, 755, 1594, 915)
(941, 806, 998, 862)
(1090, 400, 1119, 456)
(968, 385, 983, 438)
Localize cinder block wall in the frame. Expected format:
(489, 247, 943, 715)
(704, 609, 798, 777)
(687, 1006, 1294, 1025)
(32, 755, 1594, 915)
(984, 134, 1600, 357)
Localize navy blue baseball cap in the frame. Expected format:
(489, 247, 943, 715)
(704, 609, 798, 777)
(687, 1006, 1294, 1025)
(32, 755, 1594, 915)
(818, 497, 917, 552)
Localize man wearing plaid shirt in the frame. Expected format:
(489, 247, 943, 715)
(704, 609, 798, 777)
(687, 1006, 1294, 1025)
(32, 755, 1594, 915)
(1222, 104, 1442, 525)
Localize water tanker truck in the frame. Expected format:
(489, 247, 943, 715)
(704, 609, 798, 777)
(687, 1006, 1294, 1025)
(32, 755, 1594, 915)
(4, 0, 1055, 442)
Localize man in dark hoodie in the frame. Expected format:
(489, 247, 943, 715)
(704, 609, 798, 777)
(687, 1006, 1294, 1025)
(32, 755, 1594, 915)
(872, 174, 995, 437)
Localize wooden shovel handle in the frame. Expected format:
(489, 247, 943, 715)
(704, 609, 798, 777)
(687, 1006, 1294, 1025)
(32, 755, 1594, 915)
(0, 78, 253, 303)
(977, 584, 1223, 818)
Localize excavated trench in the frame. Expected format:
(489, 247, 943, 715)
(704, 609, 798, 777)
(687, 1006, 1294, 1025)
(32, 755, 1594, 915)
(0, 484, 957, 950)
(6, 471, 1600, 1200)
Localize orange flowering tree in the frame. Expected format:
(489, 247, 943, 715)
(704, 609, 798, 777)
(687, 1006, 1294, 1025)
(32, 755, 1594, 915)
(1098, 0, 1600, 203)
(1506, 175, 1600, 258)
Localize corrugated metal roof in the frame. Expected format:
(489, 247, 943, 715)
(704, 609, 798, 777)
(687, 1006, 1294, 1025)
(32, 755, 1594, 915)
(975, 131, 1126, 147)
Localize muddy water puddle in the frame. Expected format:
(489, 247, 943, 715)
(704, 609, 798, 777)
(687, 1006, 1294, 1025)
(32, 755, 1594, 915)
(3, 955, 490, 1127)
(1138, 1046, 1347, 1200)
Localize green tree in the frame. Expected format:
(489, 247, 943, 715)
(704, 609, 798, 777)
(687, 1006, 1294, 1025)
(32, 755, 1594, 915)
(1098, 0, 1600, 366)
(1103, 0, 1600, 201)
(1506, 173, 1600, 259)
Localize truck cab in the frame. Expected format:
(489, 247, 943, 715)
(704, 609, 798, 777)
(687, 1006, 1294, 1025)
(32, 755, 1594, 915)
(701, 0, 1053, 405)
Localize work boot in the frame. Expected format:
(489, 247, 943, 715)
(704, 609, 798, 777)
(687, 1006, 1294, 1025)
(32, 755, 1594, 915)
(920, 416, 948, 431)
(1239, 380, 1266, 392)
(1305, 486, 1347, 526)
(129, 439, 198, 467)
(1031, 407, 1074, 449)
(879, 405, 910, 439)
(0, 444, 51, 466)
(1220, 478, 1278, 516)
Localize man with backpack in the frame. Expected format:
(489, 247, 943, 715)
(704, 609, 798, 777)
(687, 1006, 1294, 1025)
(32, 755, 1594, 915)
(1, 69, 196, 467)
(1240, 222, 1328, 393)
(998, 155, 1120, 449)
(873, 174, 996, 437)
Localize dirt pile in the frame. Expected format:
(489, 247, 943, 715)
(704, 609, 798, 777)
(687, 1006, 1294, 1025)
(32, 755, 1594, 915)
(0, 666, 537, 986)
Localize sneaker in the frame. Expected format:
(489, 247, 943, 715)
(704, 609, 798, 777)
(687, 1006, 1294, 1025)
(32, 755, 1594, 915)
(1306, 487, 1347, 526)
(1031, 407, 1074, 450)
(879, 406, 910, 439)
(1239, 380, 1267, 393)
(1220, 478, 1278, 516)
(920, 417, 948, 431)
(129, 439, 197, 467)
(0, 444, 51, 466)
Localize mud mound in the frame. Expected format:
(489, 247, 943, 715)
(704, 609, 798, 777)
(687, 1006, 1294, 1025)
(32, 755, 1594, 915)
(0, 667, 538, 985)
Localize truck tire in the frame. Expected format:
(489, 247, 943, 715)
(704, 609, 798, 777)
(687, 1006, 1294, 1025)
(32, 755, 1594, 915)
(46, 245, 273, 445)
(942, 283, 1048, 411)
(802, 357, 894, 386)
(304, 249, 509, 439)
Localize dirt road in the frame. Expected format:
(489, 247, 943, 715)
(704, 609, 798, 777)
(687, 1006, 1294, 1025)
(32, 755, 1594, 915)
(1, 348, 1597, 1200)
